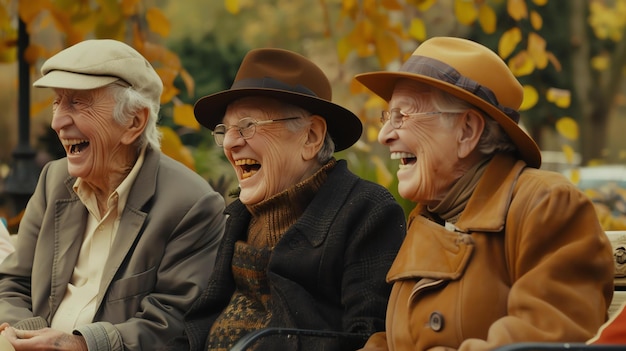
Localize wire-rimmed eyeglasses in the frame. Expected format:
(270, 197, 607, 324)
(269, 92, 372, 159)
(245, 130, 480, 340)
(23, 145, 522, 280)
(381, 108, 442, 129)
(212, 116, 302, 146)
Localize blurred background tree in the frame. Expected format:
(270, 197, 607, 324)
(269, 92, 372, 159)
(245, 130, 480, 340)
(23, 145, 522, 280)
(1, 0, 626, 227)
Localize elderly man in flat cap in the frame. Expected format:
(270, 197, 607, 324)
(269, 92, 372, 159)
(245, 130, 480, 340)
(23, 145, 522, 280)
(0, 39, 226, 351)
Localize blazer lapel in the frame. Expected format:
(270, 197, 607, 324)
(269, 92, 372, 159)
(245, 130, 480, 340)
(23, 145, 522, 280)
(96, 148, 158, 307)
(50, 186, 87, 316)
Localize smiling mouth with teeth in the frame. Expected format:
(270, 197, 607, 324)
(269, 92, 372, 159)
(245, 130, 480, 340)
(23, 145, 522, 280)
(391, 152, 417, 167)
(62, 139, 90, 155)
(235, 158, 261, 179)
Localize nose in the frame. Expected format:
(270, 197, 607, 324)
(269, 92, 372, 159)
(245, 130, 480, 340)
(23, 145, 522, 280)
(221, 128, 245, 150)
(377, 122, 397, 146)
(50, 109, 73, 133)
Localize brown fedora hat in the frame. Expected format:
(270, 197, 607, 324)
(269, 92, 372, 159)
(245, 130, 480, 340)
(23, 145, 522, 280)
(194, 48, 362, 152)
(354, 36, 541, 168)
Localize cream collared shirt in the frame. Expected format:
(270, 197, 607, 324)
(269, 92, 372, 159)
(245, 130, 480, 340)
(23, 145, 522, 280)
(50, 147, 146, 333)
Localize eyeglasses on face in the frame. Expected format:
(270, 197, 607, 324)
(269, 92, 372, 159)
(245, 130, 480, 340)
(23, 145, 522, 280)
(212, 116, 302, 146)
(380, 108, 442, 129)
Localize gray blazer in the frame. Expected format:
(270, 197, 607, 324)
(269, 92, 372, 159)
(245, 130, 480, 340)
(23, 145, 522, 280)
(0, 147, 226, 351)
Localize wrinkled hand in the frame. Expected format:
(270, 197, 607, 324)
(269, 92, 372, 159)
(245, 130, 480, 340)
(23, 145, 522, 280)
(0, 327, 88, 351)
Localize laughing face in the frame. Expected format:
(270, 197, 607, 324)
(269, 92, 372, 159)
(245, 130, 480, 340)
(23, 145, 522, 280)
(51, 86, 140, 190)
(378, 81, 467, 205)
(220, 97, 323, 205)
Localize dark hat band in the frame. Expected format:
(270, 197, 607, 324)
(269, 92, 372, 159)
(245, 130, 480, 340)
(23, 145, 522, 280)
(402, 55, 520, 123)
(231, 77, 318, 97)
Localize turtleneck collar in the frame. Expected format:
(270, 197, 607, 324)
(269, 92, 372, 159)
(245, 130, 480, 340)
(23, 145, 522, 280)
(426, 157, 491, 224)
(245, 158, 337, 247)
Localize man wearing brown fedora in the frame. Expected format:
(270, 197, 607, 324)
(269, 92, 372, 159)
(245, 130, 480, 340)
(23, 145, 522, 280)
(354, 36, 614, 350)
(0, 39, 226, 351)
(165, 48, 406, 351)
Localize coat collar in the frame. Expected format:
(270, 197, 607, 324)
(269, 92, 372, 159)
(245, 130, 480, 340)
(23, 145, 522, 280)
(387, 154, 528, 283)
(455, 153, 527, 233)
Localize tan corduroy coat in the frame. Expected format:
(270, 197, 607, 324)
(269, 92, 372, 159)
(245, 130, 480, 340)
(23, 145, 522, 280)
(361, 154, 615, 351)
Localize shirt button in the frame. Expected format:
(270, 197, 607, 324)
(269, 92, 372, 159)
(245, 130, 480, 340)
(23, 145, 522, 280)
(429, 311, 444, 332)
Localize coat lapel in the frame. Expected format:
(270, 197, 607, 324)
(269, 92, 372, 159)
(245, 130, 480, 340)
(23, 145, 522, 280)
(387, 212, 475, 283)
(96, 148, 158, 306)
(50, 177, 87, 315)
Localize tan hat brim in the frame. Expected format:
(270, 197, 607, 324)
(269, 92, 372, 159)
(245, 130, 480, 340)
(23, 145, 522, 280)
(33, 70, 120, 90)
(355, 71, 541, 168)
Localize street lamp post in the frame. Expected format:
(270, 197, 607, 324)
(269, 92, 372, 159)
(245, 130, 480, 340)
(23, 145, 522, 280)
(4, 17, 40, 221)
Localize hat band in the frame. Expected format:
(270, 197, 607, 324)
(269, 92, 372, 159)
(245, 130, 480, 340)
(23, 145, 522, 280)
(401, 55, 520, 123)
(231, 77, 318, 97)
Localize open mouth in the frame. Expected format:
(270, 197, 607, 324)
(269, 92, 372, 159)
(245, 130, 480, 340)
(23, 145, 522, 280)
(62, 139, 90, 155)
(391, 152, 417, 168)
(235, 158, 261, 179)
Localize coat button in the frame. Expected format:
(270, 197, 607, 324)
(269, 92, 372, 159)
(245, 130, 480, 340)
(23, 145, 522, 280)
(429, 311, 444, 332)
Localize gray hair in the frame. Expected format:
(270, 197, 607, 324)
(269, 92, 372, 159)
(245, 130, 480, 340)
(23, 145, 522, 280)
(106, 82, 162, 151)
(273, 101, 336, 163)
(426, 87, 517, 156)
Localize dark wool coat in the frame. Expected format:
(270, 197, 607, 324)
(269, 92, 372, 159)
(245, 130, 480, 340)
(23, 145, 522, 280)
(167, 160, 406, 351)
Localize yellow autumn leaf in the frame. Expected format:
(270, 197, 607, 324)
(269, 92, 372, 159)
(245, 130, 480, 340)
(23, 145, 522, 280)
(508, 50, 535, 77)
(225, 0, 240, 14)
(351, 20, 375, 57)
(546, 88, 571, 108)
(414, 0, 436, 11)
(337, 37, 351, 63)
(507, 0, 528, 20)
(591, 54, 610, 71)
(408, 18, 427, 42)
(364, 94, 387, 111)
(159, 126, 196, 171)
(120, 0, 141, 16)
(532, 0, 547, 5)
(498, 27, 521, 59)
(366, 125, 379, 143)
(527, 32, 548, 69)
(371, 155, 393, 188)
(160, 85, 180, 105)
(381, 0, 403, 10)
(478, 4, 497, 34)
(530, 10, 543, 30)
(18, 0, 50, 23)
(146, 7, 170, 38)
(561, 144, 576, 163)
(374, 30, 400, 67)
(568, 168, 580, 185)
(173, 103, 200, 130)
(454, 0, 477, 26)
(556, 116, 579, 141)
(520, 85, 538, 111)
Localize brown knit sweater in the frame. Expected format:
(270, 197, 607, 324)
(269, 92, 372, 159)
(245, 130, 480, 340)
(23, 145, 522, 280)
(205, 160, 335, 351)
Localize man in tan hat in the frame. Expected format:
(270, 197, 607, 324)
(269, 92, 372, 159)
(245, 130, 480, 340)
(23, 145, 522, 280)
(354, 36, 614, 350)
(0, 39, 226, 351)
(164, 48, 406, 351)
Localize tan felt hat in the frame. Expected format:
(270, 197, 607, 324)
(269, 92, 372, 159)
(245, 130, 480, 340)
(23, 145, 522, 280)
(355, 36, 541, 168)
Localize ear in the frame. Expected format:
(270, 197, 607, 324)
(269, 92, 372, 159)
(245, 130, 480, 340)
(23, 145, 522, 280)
(121, 107, 149, 145)
(301, 115, 327, 161)
(457, 109, 485, 159)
